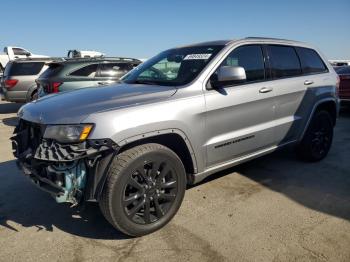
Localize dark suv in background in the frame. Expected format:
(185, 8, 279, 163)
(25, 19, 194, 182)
(37, 57, 141, 96)
(1, 58, 63, 103)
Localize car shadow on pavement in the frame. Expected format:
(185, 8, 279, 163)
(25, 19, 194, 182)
(197, 146, 350, 222)
(0, 160, 131, 240)
(197, 112, 350, 222)
(0, 102, 23, 114)
(1, 117, 18, 126)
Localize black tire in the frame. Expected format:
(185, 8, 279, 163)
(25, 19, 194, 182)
(99, 143, 186, 237)
(29, 90, 38, 102)
(297, 110, 333, 162)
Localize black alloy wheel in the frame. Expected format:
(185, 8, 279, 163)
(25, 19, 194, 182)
(123, 158, 178, 224)
(297, 110, 333, 162)
(99, 143, 186, 237)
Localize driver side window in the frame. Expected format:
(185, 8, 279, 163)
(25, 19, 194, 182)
(211, 45, 265, 86)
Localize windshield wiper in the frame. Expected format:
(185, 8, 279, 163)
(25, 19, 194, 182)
(131, 80, 160, 85)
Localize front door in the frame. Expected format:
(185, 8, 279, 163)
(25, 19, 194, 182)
(204, 45, 276, 167)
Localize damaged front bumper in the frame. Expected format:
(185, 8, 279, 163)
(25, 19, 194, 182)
(11, 119, 119, 205)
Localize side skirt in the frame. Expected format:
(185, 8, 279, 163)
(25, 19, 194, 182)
(192, 140, 297, 184)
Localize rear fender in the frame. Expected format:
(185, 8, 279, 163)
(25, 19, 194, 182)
(25, 84, 38, 102)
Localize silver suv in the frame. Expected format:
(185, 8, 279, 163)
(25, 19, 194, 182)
(12, 38, 339, 236)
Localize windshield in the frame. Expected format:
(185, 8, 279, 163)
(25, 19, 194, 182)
(122, 45, 224, 86)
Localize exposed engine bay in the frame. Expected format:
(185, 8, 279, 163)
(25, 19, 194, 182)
(11, 119, 118, 205)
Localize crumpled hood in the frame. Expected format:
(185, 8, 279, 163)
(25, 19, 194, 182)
(19, 83, 177, 124)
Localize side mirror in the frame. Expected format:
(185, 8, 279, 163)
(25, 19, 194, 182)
(25, 52, 31, 57)
(217, 66, 246, 82)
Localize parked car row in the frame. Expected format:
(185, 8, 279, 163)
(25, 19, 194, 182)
(11, 37, 340, 237)
(1, 58, 63, 102)
(1, 56, 141, 103)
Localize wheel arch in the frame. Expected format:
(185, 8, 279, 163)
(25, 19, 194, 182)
(300, 98, 338, 141)
(117, 129, 198, 182)
(25, 84, 38, 102)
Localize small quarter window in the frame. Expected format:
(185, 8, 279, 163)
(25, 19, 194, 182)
(296, 47, 328, 74)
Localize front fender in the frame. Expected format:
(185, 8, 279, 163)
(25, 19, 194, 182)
(83, 94, 207, 172)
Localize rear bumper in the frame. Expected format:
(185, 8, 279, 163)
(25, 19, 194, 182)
(2, 88, 27, 102)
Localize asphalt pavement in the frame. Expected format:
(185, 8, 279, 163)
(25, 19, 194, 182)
(0, 100, 349, 262)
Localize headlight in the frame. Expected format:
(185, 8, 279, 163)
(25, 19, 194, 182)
(43, 124, 93, 143)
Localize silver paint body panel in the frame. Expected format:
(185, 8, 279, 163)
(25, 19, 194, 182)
(18, 38, 339, 181)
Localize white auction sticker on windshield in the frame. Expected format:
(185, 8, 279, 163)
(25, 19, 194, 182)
(184, 54, 212, 60)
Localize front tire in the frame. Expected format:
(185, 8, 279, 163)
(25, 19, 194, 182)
(99, 143, 186, 237)
(297, 110, 334, 162)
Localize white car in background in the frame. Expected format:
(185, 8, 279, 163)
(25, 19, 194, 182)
(0, 46, 47, 72)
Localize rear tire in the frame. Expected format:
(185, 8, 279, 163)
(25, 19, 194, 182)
(30, 90, 38, 102)
(297, 110, 333, 162)
(99, 143, 186, 237)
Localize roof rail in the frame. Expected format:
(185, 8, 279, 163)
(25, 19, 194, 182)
(64, 56, 142, 63)
(245, 37, 297, 42)
(13, 57, 65, 62)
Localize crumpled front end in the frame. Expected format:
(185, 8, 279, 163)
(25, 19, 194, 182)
(11, 119, 118, 206)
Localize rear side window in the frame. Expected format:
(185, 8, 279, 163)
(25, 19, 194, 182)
(6, 62, 44, 76)
(39, 64, 63, 79)
(70, 64, 98, 77)
(98, 63, 133, 78)
(219, 45, 265, 82)
(267, 45, 302, 79)
(296, 47, 328, 74)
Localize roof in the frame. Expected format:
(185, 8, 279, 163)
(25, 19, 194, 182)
(178, 40, 233, 48)
(176, 37, 307, 49)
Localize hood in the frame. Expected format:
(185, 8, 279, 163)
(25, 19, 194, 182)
(19, 83, 177, 124)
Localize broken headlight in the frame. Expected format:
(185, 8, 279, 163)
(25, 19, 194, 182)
(43, 124, 93, 144)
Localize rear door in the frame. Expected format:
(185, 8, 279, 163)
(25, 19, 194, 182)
(204, 44, 276, 167)
(266, 45, 329, 144)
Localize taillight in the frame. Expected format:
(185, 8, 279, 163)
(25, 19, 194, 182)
(336, 75, 340, 97)
(4, 79, 18, 89)
(51, 82, 62, 93)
